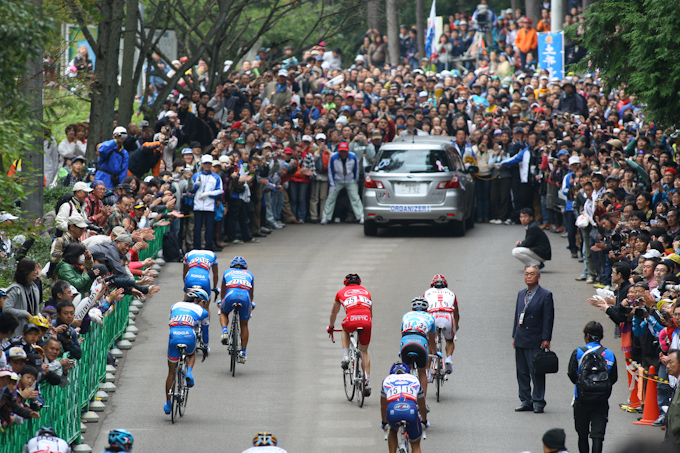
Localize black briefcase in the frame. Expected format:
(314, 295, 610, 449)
(533, 348, 559, 375)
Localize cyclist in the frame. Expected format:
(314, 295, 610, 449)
(163, 286, 209, 415)
(220, 256, 254, 363)
(381, 362, 428, 453)
(326, 273, 373, 396)
(423, 274, 459, 374)
(242, 432, 288, 453)
(101, 429, 133, 453)
(23, 426, 71, 453)
(183, 249, 219, 303)
(400, 297, 436, 398)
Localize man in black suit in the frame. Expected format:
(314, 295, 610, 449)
(512, 208, 552, 270)
(512, 264, 554, 413)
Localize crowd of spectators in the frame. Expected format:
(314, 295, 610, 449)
(3, 0, 680, 447)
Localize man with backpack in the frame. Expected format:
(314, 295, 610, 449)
(567, 321, 618, 453)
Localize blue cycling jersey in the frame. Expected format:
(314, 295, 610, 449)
(401, 311, 435, 336)
(222, 268, 255, 298)
(184, 250, 218, 292)
(169, 302, 210, 342)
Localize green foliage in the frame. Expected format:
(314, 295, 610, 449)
(44, 186, 74, 213)
(0, 232, 52, 291)
(576, 0, 680, 126)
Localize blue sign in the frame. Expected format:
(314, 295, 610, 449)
(538, 32, 564, 80)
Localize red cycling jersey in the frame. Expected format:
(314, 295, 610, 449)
(335, 285, 372, 346)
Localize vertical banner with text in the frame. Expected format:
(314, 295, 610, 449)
(538, 32, 564, 80)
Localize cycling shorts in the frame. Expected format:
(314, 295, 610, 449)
(221, 290, 252, 321)
(387, 400, 422, 441)
(432, 312, 456, 340)
(184, 273, 211, 295)
(167, 327, 196, 362)
(342, 310, 372, 346)
(400, 334, 428, 369)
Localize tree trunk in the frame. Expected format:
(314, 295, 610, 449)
(385, 0, 399, 66)
(511, 0, 521, 14)
(367, 0, 381, 32)
(582, 0, 593, 13)
(117, 0, 139, 127)
(23, 0, 44, 219)
(525, 0, 540, 26)
(416, 0, 425, 61)
(87, 0, 126, 159)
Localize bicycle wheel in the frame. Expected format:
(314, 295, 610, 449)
(355, 350, 365, 408)
(230, 313, 240, 377)
(179, 361, 189, 417)
(172, 361, 183, 422)
(170, 373, 178, 424)
(343, 356, 355, 401)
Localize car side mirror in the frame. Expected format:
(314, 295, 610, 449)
(467, 165, 479, 174)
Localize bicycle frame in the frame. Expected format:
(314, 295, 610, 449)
(330, 328, 366, 407)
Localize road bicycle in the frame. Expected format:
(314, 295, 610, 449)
(330, 328, 366, 408)
(169, 328, 207, 423)
(383, 420, 426, 453)
(228, 302, 242, 377)
(429, 327, 447, 402)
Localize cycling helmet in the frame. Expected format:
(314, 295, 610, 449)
(431, 274, 448, 288)
(390, 362, 410, 375)
(108, 429, 133, 448)
(28, 315, 50, 330)
(230, 256, 248, 269)
(253, 432, 277, 446)
(344, 273, 361, 286)
(186, 286, 209, 303)
(36, 426, 56, 437)
(411, 297, 429, 311)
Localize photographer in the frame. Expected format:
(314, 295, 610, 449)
(52, 300, 82, 360)
(630, 282, 663, 371)
(40, 337, 74, 387)
(127, 140, 166, 179)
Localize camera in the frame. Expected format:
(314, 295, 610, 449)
(610, 232, 628, 254)
(658, 280, 680, 294)
(103, 274, 116, 284)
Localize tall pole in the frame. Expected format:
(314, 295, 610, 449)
(118, 0, 139, 126)
(416, 0, 425, 62)
(23, 0, 44, 220)
(551, 0, 564, 32)
(386, 0, 399, 66)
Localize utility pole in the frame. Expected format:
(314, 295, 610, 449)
(386, 0, 399, 66)
(23, 0, 44, 220)
(551, 0, 564, 32)
(416, 0, 425, 62)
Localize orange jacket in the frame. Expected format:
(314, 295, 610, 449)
(536, 19, 550, 33)
(515, 27, 538, 54)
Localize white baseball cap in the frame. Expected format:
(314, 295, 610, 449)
(568, 155, 580, 166)
(201, 155, 213, 164)
(315, 133, 327, 140)
(302, 135, 312, 142)
(113, 126, 128, 136)
(0, 212, 18, 223)
(73, 182, 93, 193)
(643, 250, 662, 259)
(278, 69, 289, 77)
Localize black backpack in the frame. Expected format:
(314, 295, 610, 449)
(162, 231, 183, 262)
(576, 345, 612, 403)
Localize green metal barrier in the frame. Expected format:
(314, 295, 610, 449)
(0, 226, 166, 451)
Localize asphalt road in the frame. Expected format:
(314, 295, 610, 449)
(87, 222, 663, 453)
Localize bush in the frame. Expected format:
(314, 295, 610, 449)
(43, 186, 73, 215)
(0, 234, 52, 292)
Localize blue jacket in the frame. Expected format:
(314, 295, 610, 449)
(567, 341, 618, 399)
(327, 151, 359, 186)
(95, 139, 129, 189)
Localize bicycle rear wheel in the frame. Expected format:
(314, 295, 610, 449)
(355, 351, 365, 408)
(230, 313, 240, 377)
(435, 357, 443, 402)
(172, 361, 183, 422)
(343, 356, 355, 401)
(170, 374, 177, 424)
(178, 360, 189, 417)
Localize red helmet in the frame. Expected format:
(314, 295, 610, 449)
(431, 274, 448, 288)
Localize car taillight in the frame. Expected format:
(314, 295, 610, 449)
(437, 175, 460, 189)
(365, 176, 384, 189)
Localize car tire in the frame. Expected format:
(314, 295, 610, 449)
(363, 220, 378, 237)
(465, 212, 475, 230)
(450, 220, 466, 237)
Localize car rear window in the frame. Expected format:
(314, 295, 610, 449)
(373, 149, 452, 173)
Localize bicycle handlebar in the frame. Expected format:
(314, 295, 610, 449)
(328, 328, 343, 343)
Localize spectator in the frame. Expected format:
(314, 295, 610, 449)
(666, 349, 680, 446)
(60, 156, 87, 187)
(54, 244, 96, 295)
(14, 366, 42, 413)
(50, 214, 93, 270)
(6, 347, 28, 374)
(512, 265, 554, 413)
(192, 155, 224, 251)
(55, 182, 93, 233)
(53, 301, 82, 360)
(84, 180, 114, 229)
(320, 142, 363, 225)
(542, 428, 568, 453)
(95, 127, 130, 189)
(3, 259, 42, 336)
(515, 18, 537, 68)
(57, 124, 86, 169)
(567, 321, 617, 453)
(0, 314, 19, 367)
(40, 336, 74, 388)
(512, 207, 552, 269)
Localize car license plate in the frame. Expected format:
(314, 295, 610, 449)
(395, 182, 424, 195)
(389, 205, 431, 212)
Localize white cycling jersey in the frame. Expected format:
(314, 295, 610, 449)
(424, 288, 457, 312)
(23, 435, 72, 453)
(242, 448, 287, 453)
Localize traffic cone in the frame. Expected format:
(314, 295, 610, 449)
(620, 353, 642, 411)
(633, 366, 659, 425)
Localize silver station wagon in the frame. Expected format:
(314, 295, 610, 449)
(362, 137, 477, 236)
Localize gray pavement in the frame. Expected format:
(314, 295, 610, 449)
(88, 223, 663, 453)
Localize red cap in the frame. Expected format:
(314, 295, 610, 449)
(338, 142, 349, 152)
(665, 168, 678, 175)
(284, 147, 294, 154)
